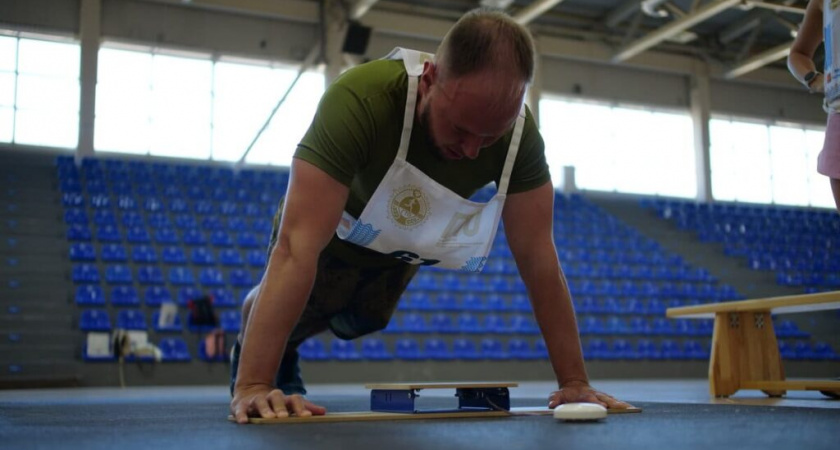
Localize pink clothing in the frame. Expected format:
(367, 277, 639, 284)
(820, 114, 840, 179)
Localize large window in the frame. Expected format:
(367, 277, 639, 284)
(710, 116, 832, 208)
(539, 96, 696, 198)
(0, 32, 80, 148)
(95, 44, 324, 166)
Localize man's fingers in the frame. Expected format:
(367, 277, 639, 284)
(286, 395, 310, 417)
(234, 403, 250, 424)
(303, 399, 328, 416)
(267, 390, 289, 417)
(253, 395, 277, 419)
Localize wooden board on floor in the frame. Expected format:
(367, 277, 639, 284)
(365, 382, 518, 390)
(228, 406, 643, 424)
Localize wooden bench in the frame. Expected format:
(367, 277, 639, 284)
(666, 290, 840, 398)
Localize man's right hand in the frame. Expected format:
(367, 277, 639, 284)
(231, 384, 327, 424)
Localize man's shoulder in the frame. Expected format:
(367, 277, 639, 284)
(333, 59, 407, 101)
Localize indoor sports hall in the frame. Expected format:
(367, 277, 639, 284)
(0, 1, 838, 449)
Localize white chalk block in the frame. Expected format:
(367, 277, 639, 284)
(553, 403, 607, 421)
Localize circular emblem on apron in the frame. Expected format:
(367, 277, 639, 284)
(389, 185, 430, 228)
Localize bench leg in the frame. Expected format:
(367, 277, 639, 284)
(709, 311, 786, 398)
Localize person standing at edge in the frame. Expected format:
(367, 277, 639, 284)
(230, 8, 634, 423)
(789, 0, 840, 211)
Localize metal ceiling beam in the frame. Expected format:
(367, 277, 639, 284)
(350, 0, 380, 20)
(612, 0, 741, 63)
(718, 10, 768, 44)
(605, 0, 642, 28)
(513, 0, 567, 25)
(724, 41, 792, 78)
(140, 0, 318, 23)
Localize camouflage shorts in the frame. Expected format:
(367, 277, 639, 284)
(267, 198, 418, 343)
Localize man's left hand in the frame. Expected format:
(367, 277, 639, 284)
(548, 381, 634, 410)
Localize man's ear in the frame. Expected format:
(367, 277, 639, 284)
(419, 61, 437, 94)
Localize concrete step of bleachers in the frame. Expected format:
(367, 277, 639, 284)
(0, 235, 68, 254)
(0, 300, 74, 315)
(0, 344, 78, 361)
(0, 361, 81, 388)
(4, 330, 79, 346)
(0, 217, 65, 237)
(0, 314, 75, 331)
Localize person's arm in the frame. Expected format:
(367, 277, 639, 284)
(788, 0, 825, 92)
(232, 158, 349, 423)
(502, 182, 631, 409)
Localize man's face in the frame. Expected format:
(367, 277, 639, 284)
(418, 64, 526, 161)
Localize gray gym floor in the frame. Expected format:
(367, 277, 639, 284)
(1, 380, 837, 450)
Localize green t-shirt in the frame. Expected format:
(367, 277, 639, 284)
(295, 58, 550, 267)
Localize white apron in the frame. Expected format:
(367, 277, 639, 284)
(824, 0, 840, 110)
(335, 48, 526, 273)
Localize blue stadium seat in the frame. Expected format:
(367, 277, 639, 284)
(159, 338, 191, 362)
(80, 309, 111, 331)
(131, 245, 157, 264)
(161, 246, 187, 264)
(227, 217, 248, 232)
(650, 317, 675, 336)
(178, 286, 204, 307)
(611, 339, 637, 360)
(76, 285, 105, 306)
(452, 338, 481, 360)
(429, 313, 457, 334)
(361, 338, 393, 361)
(660, 340, 686, 360)
(72, 264, 100, 284)
(210, 288, 237, 308)
(96, 225, 122, 242)
(147, 213, 170, 228)
(683, 340, 709, 360)
(402, 292, 432, 311)
(813, 342, 840, 361)
(433, 292, 459, 311)
(137, 266, 164, 285)
(457, 313, 483, 334)
(144, 286, 173, 306)
(480, 338, 509, 360)
(298, 339, 329, 361)
(236, 230, 262, 249)
(246, 250, 266, 268)
(67, 224, 92, 241)
(69, 242, 96, 262)
(111, 286, 140, 307)
(154, 228, 180, 245)
(636, 339, 662, 360)
(394, 338, 424, 360)
(220, 310, 241, 333)
(423, 338, 453, 360)
(191, 247, 215, 266)
(200, 268, 225, 287)
(229, 269, 253, 287)
(509, 314, 539, 335)
(116, 309, 147, 330)
(219, 249, 244, 267)
(210, 230, 234, 247)
(461, 293, 485, 311)
(152, 310, 183, 332)
(331, 339, 362, 361)
(507, 338, 536, 360)
(484, 293, 507, 312)
(201, 216, 224, 230)
(483, 314, 510, 334)
(105, 265, 133, 285)
(144, 198, 165, 213)
(584, 339, 609, 360)
(510, 294, 530, 312)
(100, 244, 128, 263)
(168, 266, 195, 286)
(121, 213, 144, 228)
(401, 313, 430, 333)
(183, 229, 206, 246)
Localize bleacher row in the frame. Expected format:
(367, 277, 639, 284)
(81, 334, 838, 363)
(56, 156, 837, 364)
(642, 198, 840, 292)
